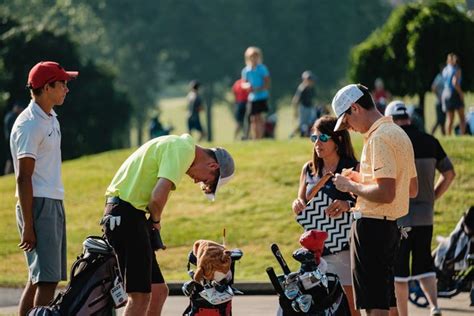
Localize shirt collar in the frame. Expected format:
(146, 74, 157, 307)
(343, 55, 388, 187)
(363, 116, 393, 139)
(30, 100, 58, 120)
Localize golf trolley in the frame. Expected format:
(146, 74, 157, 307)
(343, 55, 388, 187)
(266, 243, 350, 315)
(409, 206, 474, 307)
(182, 248, 244, 316)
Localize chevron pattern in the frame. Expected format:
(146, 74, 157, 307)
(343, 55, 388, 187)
(296, 191, 352, 254)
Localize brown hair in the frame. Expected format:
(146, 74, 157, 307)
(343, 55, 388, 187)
(309, 115, 356, 176)
(30, 81, 61, 97)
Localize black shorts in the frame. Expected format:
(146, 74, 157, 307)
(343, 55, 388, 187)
(235, 102, 247, 124)
(249, 99, 268, 115)
(188, 116, 203, 132)
(104, 200, 165, 293)
(394, 226, 435, 281)
(351, 218, 400, 310)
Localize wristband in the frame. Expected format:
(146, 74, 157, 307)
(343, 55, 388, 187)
(151, 218, 161, 224)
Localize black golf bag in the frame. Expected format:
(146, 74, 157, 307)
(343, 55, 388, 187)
(409, 206, 474, 307)
(267, 244, 350, 315)
(182, 248, 244, 316)
(27, 236, 126, 316)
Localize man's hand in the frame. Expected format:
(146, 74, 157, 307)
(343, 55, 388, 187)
(19, 225, 36, 252)
(332, 173, 355, 193)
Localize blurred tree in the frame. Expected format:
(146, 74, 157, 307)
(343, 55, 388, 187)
(0, 16, 131, 162)
(350, 1, 474, 120)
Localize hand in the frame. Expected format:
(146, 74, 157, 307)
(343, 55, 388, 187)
(332, 173, 355, 193)
(325, 200, 350, 218)
(19, 226, 36, 252)
(152, 221, 161, 230)
(292, 198, 306, 215)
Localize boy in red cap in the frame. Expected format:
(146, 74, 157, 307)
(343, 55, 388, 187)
(10, 61, 78, 315)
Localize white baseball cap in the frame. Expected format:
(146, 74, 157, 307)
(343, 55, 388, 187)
(331, 84, 364, 131)
(385, 100, 409, 117)
(204, 147, 235, 201)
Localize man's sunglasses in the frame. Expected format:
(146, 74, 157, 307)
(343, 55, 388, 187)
(310, 133, 332, 143)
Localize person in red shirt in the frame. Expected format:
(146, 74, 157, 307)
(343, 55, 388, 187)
(232, 78, 250, 140)
(372, 78, 391, 114)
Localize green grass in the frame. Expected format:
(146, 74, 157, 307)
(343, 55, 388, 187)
(0, 135, 473, 286)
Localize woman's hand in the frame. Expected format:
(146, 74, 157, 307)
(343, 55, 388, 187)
(325, 200, 351, 218)
(292, 198, 306, 215)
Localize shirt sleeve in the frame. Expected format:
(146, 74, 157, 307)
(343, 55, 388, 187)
(259, 64, 270, 77)
(13, 122, 43, 160)
(434, 139, 453, 172)
(156, 141, 194, 189)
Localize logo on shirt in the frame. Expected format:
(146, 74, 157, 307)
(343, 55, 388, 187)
(374, 166, 384, 171)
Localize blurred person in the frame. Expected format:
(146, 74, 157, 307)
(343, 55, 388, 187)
(442, 53, 465, 135)
(231, 78, 249, 140)
(10, 61, 78, 315)
(290, 70, 317, 137)
(241, 46, 271, 139)
(149, 111, 173, 139)
(385, 100, 455, 316)
(431, 65, 446, 135)
(372, 77, 391, 114)
(331, 84, 418, 316)
(101, 134, 235, 315)
(3, 103, 24, 174)
(187, 80, 206, 141)
(292, 115, 360, 316)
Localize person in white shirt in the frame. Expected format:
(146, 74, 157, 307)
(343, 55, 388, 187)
(10, 61, 78, 315)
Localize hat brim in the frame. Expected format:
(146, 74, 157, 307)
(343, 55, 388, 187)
(65, 71, 79, 80)
(334, 113, 347, 132)
(204, 174, 233, 201)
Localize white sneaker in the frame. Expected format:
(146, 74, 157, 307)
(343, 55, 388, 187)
(431, 307, 442, 316)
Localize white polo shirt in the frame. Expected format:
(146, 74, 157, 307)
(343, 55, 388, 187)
(10, 100, 64, 200)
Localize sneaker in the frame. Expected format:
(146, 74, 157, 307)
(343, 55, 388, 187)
(431, 307, 442, 316)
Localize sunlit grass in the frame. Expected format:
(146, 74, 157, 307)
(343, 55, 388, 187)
(1, 135, 472, 284)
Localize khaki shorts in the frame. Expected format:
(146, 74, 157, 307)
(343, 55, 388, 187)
(16, 197, 67, 284)
(324, 250, 352, 286)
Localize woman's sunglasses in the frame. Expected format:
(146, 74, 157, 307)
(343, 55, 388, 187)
(310, 133, 332, 143)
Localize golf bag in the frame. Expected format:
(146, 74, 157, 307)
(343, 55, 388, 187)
(182, 248, 244, 316)
(409, 206, 474, 307)
(27, 236, 126, 316)
(267, 243, 350, 315)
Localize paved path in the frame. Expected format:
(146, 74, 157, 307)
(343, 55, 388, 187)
(0, 288, 472, 315)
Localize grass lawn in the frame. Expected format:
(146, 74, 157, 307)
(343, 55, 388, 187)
(0, 134, 473, 286)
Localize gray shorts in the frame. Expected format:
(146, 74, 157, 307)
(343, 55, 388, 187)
(16, 197, 67, 284)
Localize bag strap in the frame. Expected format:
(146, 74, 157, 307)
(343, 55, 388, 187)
(306, 172, 333, 202)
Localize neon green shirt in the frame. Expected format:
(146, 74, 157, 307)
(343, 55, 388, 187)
(106, 134, 195, 211)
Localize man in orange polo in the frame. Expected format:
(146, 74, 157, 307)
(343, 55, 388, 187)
(330, 84, 418, 316)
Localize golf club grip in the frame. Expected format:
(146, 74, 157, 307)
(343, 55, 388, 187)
(266, 267, 284, 296)
(271, 243, 291, 275)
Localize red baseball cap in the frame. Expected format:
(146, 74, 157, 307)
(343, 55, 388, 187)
(27, 61, 79, 89)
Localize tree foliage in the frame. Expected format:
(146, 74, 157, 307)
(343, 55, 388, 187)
(0, 15, 131, 167)
(349, 1, 474, 117)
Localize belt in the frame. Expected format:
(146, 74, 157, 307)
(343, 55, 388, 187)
(352, 211, 396, 221)
(106, 196, 121, 205)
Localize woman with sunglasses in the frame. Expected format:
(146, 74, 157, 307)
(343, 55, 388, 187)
(292, 115, 359, 316)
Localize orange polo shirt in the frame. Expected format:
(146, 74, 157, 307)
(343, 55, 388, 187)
(354, 117, 417, 219)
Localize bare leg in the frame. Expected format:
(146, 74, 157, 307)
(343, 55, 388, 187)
(445, 110, 454, 135)
(34, 282, 58, 306)
(124, 292, 151, 316)
(343, 285, 361, 316)
(394, 281, 408, 316)
(147, 283, 169, 316)
(457, 107, 466, 135)
(366, 309, 389, 316)
(19, 281, 36, 316)
(419, 276, 439, 311)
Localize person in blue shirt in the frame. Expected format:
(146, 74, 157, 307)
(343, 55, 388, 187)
(241, 46, 271, 139)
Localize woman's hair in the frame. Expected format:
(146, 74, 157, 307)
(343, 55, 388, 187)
(244, 46, 263, 65)
(309, 115, 357, 176)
